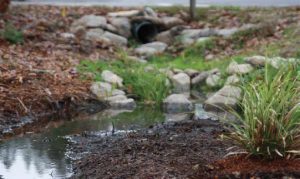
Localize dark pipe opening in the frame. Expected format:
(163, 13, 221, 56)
(132, 21, 158, 43)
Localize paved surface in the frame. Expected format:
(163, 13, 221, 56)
(12, 0, 300, 7)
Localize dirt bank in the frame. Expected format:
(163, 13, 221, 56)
(69, 119, 230, 178)
(68, 119, 300, 178)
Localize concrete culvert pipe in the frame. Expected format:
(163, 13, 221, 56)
(132, 21, 158, 43)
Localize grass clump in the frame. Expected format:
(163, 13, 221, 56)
(119, 67, 170, 105)
(78, 60, 170, 105)
(227, 65, 300, 159)
(0, 23, 23, 44)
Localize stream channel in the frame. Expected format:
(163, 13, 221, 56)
(0, 106, 178, 179)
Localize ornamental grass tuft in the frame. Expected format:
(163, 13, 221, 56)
(227, 65, 300, 159)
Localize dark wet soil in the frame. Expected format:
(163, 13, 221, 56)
(69, 119, 230, 178)
(69, 119, 300, 179)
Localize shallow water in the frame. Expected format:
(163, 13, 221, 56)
(0, 107, 166, 179)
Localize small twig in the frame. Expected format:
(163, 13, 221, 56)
(0, 66, 8, 71)
(16, 97, 29, 113)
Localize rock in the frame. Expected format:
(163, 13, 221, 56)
(181, 37, 195, 46)
(144, 7, 158, 18)
(90, 82, 112, 99)
(112, 89, 126, 96)
(127, 56, 148, 63)
(155, 26, 185, 44)
(105, 94, 127, 102)
(108, 10, 141, 17)
(105, 24, 118, 33)
(163, 94, 193, 113)
(171, 73, 190, 95)
(245, 56, 267, 67)
(72, 15, 107, 29)
(135, 47, 158, 57)
(165, 113, 190, 122)
(216, 24, 257, 37)
(194, 104, 212, 120)
(172, 68, 184, 74)
(144, 65, 155, 72)
(181, 28, 216, 39)
(205, 54, 215, 61)
(216, 28, 239, 37)
(267, 57, 296, 69)
(85, 28, 106, 41)
(60, 32, 75, 39)
(180, 28, 216, 46)
(225, 75, 240, 85)
(196, 37, 210, 43)
(142, 41, 167, 52)
(227, 61, 254, 75)
(101, 31, 128, 46)
(190, 90, 206, 102)
(209, 68, 221, 75)
(155, 30, 173, 44)
(109, 98, 136, 110)
(135, 42, 167, 56)
(159, 68, 174, 79)
(109, 17, 131, 38)
(101, 70, 123, 87)
(191, 72, 209, 85)
(206, 74, 221, 87)
(204, 85, 242, 111)
(184, 68, 199, 77)
(161, 17, 184, 29)
(70, 25, 86, 36)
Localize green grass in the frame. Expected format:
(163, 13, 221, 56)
(78, 59, 170, 105)
(0, 23, 23, 44)
(119, 67, 170, 105)
(226, 65, 300, 159)
(148, 46, 245, 73)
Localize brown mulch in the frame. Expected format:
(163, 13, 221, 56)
(213, 155, 300, 178)
(0, 5, 114, 122)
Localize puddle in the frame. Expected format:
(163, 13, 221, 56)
(0, 106, 166, 179)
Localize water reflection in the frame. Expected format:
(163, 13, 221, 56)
(0, 107, 165, 179)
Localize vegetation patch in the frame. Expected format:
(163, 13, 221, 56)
(78, 59, 170, 105)
(226, 65, 300, 159)
(0, 23, 23, 44)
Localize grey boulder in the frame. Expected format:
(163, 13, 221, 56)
(71, 15, 107, 29)
(101, 70, 123, 87)
(227, 61, 254, 75)
(90, 82, 112, 99)
(135, 42, 168, 56)
(109, 17, 132, 38)
(204, 85, 242, 111)
(171, 73, 190, 96)
(163, 94, 193, 113)
(109, 98, 136, 110)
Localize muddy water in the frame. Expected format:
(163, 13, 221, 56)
(0, 107, 166, 179)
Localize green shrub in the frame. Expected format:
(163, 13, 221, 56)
(227, 65, 300, 159)
(1, 23, 23, 44)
